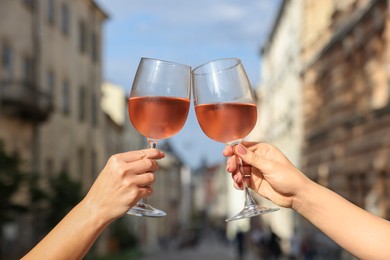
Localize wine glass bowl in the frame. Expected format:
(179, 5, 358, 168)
(194, 102, 257, 145)
(128, 96, 190, 142)
(192, 58, 279, 221)
(128, 57, 191, 217)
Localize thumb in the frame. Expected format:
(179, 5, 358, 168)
(235, 143, 268, 172)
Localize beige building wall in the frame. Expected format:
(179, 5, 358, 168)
(254, 0, 303, 251)
(0, 0, 42, 170)
(0, 1, 108, 256)
(37, 0, 108, 190)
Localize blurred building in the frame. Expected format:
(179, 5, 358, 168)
(193, 163, 229, 220)
(133, 142, 188, 253)
(192, 162, 236, 240)
(101, 82, 145, 157)
(0, 0, 108, 189)
(259, 0, 390, 258)
(0, 0, 108, 256)
(302, 0, 390, 217)
(254, 0, 304, 253)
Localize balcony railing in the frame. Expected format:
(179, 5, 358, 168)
(0, 80, 53, 123)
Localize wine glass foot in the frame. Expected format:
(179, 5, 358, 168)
(225, 205, 279, 222)
(127, 203, 167, 218)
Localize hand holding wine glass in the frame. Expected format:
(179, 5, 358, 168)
(192, 58, 279, 221)
(128, 57, 191, 217)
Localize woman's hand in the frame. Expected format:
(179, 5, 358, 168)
(82, 148, 165, 223)
(223, 142, 309, 209)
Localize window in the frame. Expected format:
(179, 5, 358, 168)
(61, 3, 69, 35)
(1, 45, 12, 81)
(22, 0, 34, 10)
(91, 32, 98, 63)
(46, 70, 55, 101)
(78, 87, 86, 122)
(47, 0, 55, 25)
(77, 148, 85, 175)
(62, 80, 70, 115)
(22, 56, 34, 83)
(91, 94, 98, 126)
(79, 20, 87, 53)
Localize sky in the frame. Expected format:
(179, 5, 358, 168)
(95, 0, 281, 169)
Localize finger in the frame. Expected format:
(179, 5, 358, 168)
(137, 186, 154, 199)
(234, 143, 271, 172)
(127, 159, 160, 174)
(233, 181, 243, 190)
(232, 171, 243, 188)
(116, 149, 165, 163)
(226, 155, 238, 172)
(134, 172, 155, 187)
(223, 145, 234, 157)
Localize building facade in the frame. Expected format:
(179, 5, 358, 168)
(258, 0, 390, 257)
(255, 0, 304, 252)
(0, 0, 108, 188)
(0, 0, 108, 257)
(301, 0, 390, 217)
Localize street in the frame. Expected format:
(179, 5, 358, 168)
(139, 232, 243, 260)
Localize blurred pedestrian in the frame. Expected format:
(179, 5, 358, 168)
(266, 228, 281, 259)
(224, 142, 390, 260)
(235, 230, 246, 260)
(22, 148, 165, 260)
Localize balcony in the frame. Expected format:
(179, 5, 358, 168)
(0, 80, 53, 123)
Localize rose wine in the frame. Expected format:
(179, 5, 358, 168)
(128, 96, 190, 140)
(195, 102, 257, 144)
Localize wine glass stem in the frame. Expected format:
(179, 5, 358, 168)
(148, 139, 158, 149)
(243, 178, 257, 207)
(138, 139, 159, 206)
(238, 157, 258, 207)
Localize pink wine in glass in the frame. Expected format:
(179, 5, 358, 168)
(195, 102, 257, 144)
(129, 96, 190, 140)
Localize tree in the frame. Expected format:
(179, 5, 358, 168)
(46, 171, 82, 229)
(0, 141, 27, 257)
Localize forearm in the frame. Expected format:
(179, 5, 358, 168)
(294, 180, 390, 260)
(23, 200, 112, 260)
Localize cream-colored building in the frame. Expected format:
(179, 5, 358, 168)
(0, 0, 108, 188)
(0, 0, 108, 256)
(253, 0, 303, 253)
(258, 0, 389, 258)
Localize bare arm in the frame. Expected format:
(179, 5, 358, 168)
(295, 180, 390, 260)
(23, 201, 108, 260)
(224, 142, 390, 260)
(23, 149, 165, 260)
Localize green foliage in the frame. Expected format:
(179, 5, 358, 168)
(109, 218, 139, 250)
(0, 142, 27, 224)
(46, 171, 83, 229)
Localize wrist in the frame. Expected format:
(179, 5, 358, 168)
(78, 198, 113, 231)
(291, 173, 316, 213)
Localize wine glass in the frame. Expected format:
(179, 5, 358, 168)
(128, 57, 191, 217)
(192, 58, 279, 222)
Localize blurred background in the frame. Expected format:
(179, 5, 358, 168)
(0, 0, 389, 259)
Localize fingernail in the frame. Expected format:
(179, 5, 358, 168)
(226, 166, 231, 172)
(237, 144, 247, 155)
